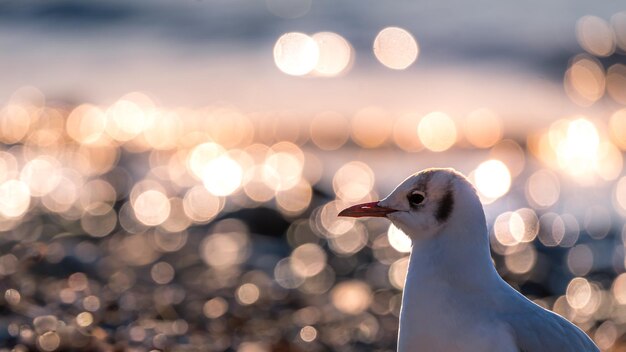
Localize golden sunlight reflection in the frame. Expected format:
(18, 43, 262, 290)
(0, 151, 18, 183)
(132, 189, 171, 226)
(564, 55, 605, 107)
(188, 142, 225, 179)
(290, 243, 327, 278)
(614, 177, 626, 215)
(566, 277, 592, 309)
(504, 243, 537, 275)
(244, 165, 277, 203)
(328, 222, 368, 255)
(66, 104, 108, 145)
(595, 321, 618, 351)
(300, 325, 318, 343)
(606, 64, 626, 104)
(612, 273, 626, 304)
(576, 16, 616, 57)
(0, 179, 31, 218)
(310, 111, 350, 150)
(20, 156, 61, 197)
(201, 224, 250, 269)
(161, 197, 192, 233)
(263, 148, 304, 191)
(106, 98, 151, 142)
(418, 112, 457, 152)
(525, 169, 560, 208)
(201, 154, 243, 196)
(76, 312, 93, 328)
(81, 203, 117, 237)
(0, 104, 31, 144)
(236, 283, 260, 305)
(203, 297, 228, 319)
(489, 140, 525, 177)
(389, 257, 409, 290)
(183, 185, 223, 223)
(143, 110, 182, 150)
(567, 244, 594, 276)
(42, 172, 80, 215)
(332, 161, 375, 202)
(464, 109, 503, 148)
(273, 32, 319, 76)
(153, 229, 188, 252)
(38, 331, 61, 351)
(373, 27, 419, 70)
(316, 200, 355, 237)
(493, 210, 538, 247)
(351, 107, 392, 148)
(276, 179, 312, 216)
(204, 107, 255, 148)
(543, 117, 611, 181)
(274, 258, 305, 289)
(331, 280, 372, 315)
(393, 112, 423, 152)
(187, 142, 245, 196)
(387, 224, 412, 253)
(311, 32, 353, 77)
(536, 213, 579, 248)
(3, 46, 626, 349)
(150, 261, 175, 284)
(472, 160, 511, 203)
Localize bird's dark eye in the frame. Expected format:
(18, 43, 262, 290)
(408, 191, 425, 206)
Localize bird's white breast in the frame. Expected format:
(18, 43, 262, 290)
(397, 277, 518, 352)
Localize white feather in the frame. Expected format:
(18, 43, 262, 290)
(377, 169, 598, 352)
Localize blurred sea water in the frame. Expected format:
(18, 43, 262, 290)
(1, 1, 626, 351)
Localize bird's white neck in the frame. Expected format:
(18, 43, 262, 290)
(398, 192, 505, 351)
(406, 219, 500, 292)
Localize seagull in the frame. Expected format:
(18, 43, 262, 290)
(339, 168, 599, 352)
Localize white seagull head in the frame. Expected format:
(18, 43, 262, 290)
(339, 168, 484, 242)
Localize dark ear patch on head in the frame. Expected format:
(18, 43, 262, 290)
(436, 190, 454, 223)
(414, 170, 435, 192)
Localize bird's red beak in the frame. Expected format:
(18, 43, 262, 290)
(338, 201, 398, 218)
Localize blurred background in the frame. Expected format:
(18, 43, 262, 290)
(1, 0, 626, 351)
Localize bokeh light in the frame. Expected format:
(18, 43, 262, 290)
(274, 32, 319, 76)
(311, 32, 353, 77)
(564, 55, 605, 106)
(310, 111, 351, 150)
(389, 257, 409, 290)
(464, 109, 503, 148)
(2, 4, 626, 350)
(0, 105, 31, 144)
(351, 107, 392, 148)
(373, 27, 419, 70)
(132, 189, 171, 226)
(331, 280, 372, 315)
(387, 224, 412, 253)
(525, 169, 560, 208)
(472, 160, 511, 203)
(418, 112, 457, 152)
(0, 179, 31, 218)
(332, 161, 375, 202)
(393, 112, 423, 152)
(606, 64, 626, 104)
(576, 16, 615, 57)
